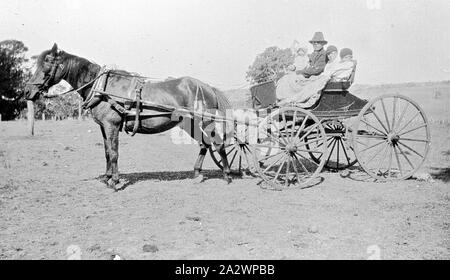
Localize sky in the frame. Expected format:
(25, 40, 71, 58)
(1, 0, 450, 89)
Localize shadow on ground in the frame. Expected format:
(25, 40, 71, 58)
(93, 169, 250, 190)
(430, 167, 450, 183)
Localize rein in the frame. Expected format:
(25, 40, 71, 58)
(42, 71, 107, 98)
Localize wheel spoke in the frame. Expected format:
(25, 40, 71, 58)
(238, 148, 243, 172)
(387, 145, 393, 178)
(298, 123, 321, 142)
(255, 143, 284, 150)
(355, 134, 387, 140)
(295, 151, 319, 167)
(293, 153, 311, 175)
(396, 111, 420, 135)
(326, 138, 338, 164)
(360, 119, 387, 136)
(297, 148, 324, 154)
(259, 150, 285, 161)
(273, 157, 287, 183)
(392, 97, 397, 131)
(399, 137, 429, 143)
(295, 115, 309, 139)
(291, 155, 301, 182)
(397, 141, 424, 158)
(360, 139, 385, 153)
(272, 116, 288, 146)
(226, 146, 236, 157)
(265, 132, 286, 147)
(340, 139, 352, 166)
(291, 111, 297, 138)
(396, 144, 415, 170)
(394, 146, 403, 176)
(364, 141, 388, 166)
(297, 136, 328, 148)
(229, 148, 239, 167)
(263, 154, 284, 173)
(355, 139, 368, 147)
(285, 157, 291, 187)
(398, 124, 427, 137)
(336, 137, 340, 169)
(394, 101, 410, 132)
(370, 109, 390, 134)
(376, 145, 389, 176)
(381, 98, 391, 131)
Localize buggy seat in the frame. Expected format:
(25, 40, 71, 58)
(322, 60, 357, 92)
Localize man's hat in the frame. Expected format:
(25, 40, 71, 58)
(309, 32, 328, 44)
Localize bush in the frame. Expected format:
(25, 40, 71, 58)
(246, 46, 294, 84)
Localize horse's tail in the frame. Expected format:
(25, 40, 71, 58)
(212, 87, 232, 113)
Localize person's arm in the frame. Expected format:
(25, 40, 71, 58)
(296, 52, 327, 76)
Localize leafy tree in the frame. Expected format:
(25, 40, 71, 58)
(246, 46, 294, 84)
(0, 40, 30, 120)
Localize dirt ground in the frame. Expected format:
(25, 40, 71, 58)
(1, 109, 449, 259)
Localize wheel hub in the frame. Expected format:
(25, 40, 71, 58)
(286, 143, 297, 153)
(387, 133, 400, 145)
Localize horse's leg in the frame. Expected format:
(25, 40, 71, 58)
(216, 143, 232, 184)
(99, 125, 112, 184)
(103, 122, 121, 190)
(193, 142, 208, 183)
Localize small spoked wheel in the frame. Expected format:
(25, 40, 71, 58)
(209, 139, 254, 175)
(252, 107, 327, 190)
(352, 94, 431, 181)
(305, 119, 357, 170)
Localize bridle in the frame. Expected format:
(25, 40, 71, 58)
(26, 53, 107, 98)
(26, 53, 64, 92)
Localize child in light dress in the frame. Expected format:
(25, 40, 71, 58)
(288, 40, 309, 72)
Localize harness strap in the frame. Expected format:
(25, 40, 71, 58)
(131, 81, 144, 136)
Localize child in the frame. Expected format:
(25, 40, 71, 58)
(287, 40, 309, 72)
(292, 46, 309, 71)
(329, 48, 356, 82)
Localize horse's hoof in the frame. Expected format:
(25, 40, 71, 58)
(224, 177, 232, 184)
(99, 175, 111, 185)
(192, 174, 204, 184)
(112, 179, 128, 192)
(107, 178, 120, 191)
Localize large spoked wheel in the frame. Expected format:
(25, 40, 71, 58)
(209, 139, 254, 175)
(252, 107, 328, 190)
(352, 94, 431, 181)
(305, 119, 357, 170)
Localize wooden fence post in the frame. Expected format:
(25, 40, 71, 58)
(27, 100, 35, 136)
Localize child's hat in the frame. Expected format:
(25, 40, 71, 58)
(326, 45, 338, 55)
(340, 48, 353, 58)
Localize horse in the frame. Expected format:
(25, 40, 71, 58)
(24, 43, 233, 190)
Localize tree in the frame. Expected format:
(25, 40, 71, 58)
(246, 46, 294, 84)
(0, 40, 29, 120)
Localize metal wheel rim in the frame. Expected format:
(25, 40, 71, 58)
(352, 94, 431, 181)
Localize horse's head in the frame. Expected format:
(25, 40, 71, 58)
(25, 43, 68, 101)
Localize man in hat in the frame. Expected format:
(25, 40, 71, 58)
(296, 32, 328, 78)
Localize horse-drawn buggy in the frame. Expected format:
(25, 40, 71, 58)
(25, 44, 431, 191)
(209, 70, 431, 190)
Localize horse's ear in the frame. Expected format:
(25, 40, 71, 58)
(51, 43, 58, 55)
